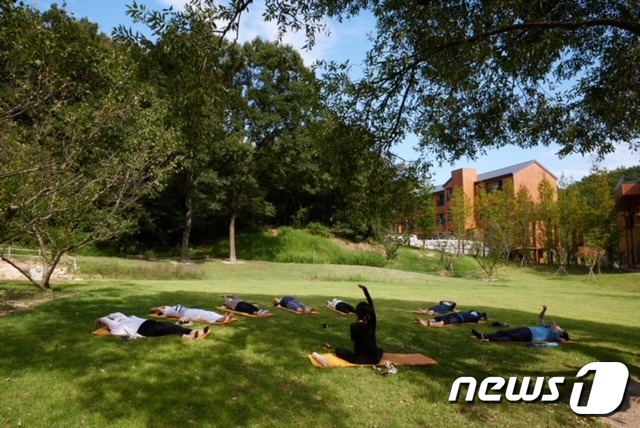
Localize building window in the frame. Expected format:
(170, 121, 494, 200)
(436, 193, 445, 207)
(487, 180, 502, 192)
(437, 213, 446, 225)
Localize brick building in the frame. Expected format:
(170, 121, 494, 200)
(432, 160, 557, 232)
(615, 177, 640, 270)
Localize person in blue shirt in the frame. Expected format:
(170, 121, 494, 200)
(273, 296, 316, 314)
(415, 310, 488, 327)
(472, 306, 570, 342)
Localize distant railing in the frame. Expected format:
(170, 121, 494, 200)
(0, 246, 78, 272)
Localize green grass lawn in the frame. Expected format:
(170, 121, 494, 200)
(1, 259, 638, 427)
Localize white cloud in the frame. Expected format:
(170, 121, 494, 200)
(154, 0, 344, 66)
(233, 3, 338, 66)
(158, 0, 190, 8)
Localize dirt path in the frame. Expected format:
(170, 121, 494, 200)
(0, 259, 71, 280)
(603, 379, 640, 427)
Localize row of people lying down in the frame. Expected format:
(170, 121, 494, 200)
(99, 291, 569, 359)
(98, 294, 355, 340)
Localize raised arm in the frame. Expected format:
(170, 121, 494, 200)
(359, 284, 374, 311)
(538, 305, 547, 326)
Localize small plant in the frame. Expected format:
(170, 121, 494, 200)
(576, 245, 605, 281)
(306, 222, 333, 238)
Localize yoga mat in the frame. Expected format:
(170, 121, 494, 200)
(309, 352, 437, 368)
(216, 306, 274, 318)
(326, 305, 355, 316)
(276, 306, 318, 315)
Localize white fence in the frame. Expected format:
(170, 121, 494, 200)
(405, 236, 482, 255)
(0, 246, 78, 272)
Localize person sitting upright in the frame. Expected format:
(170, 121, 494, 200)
(328, 284, 384, 365)
(472, 305, 570, 342)
(273, 296, 316, 314)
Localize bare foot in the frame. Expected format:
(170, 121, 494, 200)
(415, 316, 429, 327)
(177, 317, 193, 326)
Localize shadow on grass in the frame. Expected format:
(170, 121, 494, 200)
(0, 287, 637, 427)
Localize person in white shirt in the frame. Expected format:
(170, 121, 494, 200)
(99, 312, 209, 339)
(149, 305, 234, 325)
(326, 298, 356, 314)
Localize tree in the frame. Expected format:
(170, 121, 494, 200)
(512, 186, 536, 266)
(118, 2, 237, 262)
(576, 245, 605, 280)
(212, 136, 274, 263)
(448, 187, 472, 255)
(0, 3, 176, 290)
(557, 177, 586, 266)
(473, 183, 516, 279)
(537, 178, 559, 265)
(214, 0, 640, 161)
(580, 170, 617, 268)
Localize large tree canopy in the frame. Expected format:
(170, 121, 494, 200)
(0, 2, 177, 289)
(214, 0, 640, 161)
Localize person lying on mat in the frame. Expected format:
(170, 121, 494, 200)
(327, 298, 356, 314)
(415, 310, 488, 327)
(472, 305, 570, 342)
(99, 312, 209, 340)
(327, 284, 384, 364)
(273, 296, 316, 314)
(416, 300, 456, 315)
(223, 294, 271, 317)
(149, 305, 234, 325)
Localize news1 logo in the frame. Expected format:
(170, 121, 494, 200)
(449, 362, 629, 415)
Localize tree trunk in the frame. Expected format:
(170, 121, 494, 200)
(39, 251, 65, 291)
(229, 212, 237, 263)
(181, 173, 193, 263)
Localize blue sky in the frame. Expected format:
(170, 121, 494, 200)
(35, 0, 639, 185)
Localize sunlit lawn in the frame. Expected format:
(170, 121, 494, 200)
(0, 259, 638, 427)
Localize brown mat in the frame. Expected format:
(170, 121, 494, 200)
(309, 352, 437, 368)
(148, 313, 237, 325)
(326, 305, 355, 316)
(276, 306, 318, 315)
(91, 326, 113, 336)
(216, 306, 274, 318)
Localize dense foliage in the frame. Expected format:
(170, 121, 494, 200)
(0, 1, 432, 288)
(216, 0, 640, 161)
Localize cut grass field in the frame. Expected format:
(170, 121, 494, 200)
(0, 258, 638, 427)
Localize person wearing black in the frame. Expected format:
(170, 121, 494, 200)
(327, 298, 356, 314)
(415, 310, 488, 327)
(333, 284, 384, 364)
